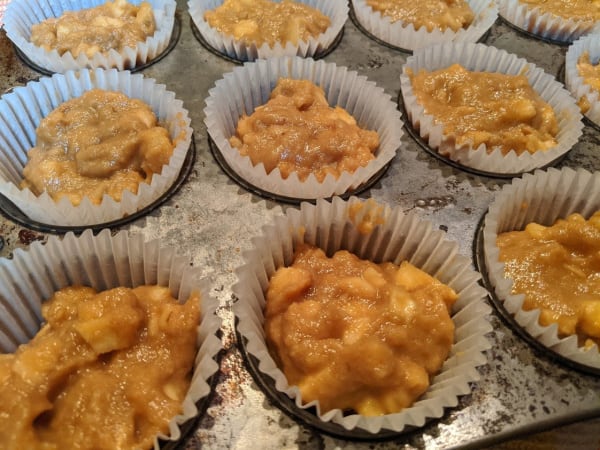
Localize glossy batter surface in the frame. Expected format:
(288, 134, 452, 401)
(204, 0, 330, 46)
(366, 0, 474, 32)
(30, 0, 156, 58)
(497, 212, 600, 348)
(264, 244, 457, 416)
(21, 89, 174, 206)
(410, 64, 558, 155)
(229, 78, 379, 182)
(520, 0, 600, 22)
(0, 285, 200, 450)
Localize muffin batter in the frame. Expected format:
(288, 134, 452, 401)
(229, 78, 379, 182)
(576, 52, 600, 114)
(265, 244, 457, 416)
(366, 0, 474, 32)
(0, 285, 200, 450)
(497, 212, 600, 348)
(30, 0, 156, 58)
(204, 0, 330, 46)
(519, 0, 600, 22)
(409, 63, 558, 155)
(21, 89, 174, 206)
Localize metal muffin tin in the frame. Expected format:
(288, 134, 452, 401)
(0, 1, 599, 448)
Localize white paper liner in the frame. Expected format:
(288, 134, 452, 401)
(0, 0, 7, 27)
(204, 56, 403, 200)
(0, 68, 192, 227)
(233, 196, 492, 433)
(351, 0, 498, 52)
(565, 34, 600, 128)
(188, 0, 347, 62)
(0, 229, 223, 449)
(400, 42, 583, 174)
(4, 0, 175, 73)
(499, 0, 600, 43)
(483, 167, 600, 369)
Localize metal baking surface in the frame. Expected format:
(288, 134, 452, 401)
(1, 2, 600, 448)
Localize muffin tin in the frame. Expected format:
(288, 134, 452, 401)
(1, 0, 600, 448)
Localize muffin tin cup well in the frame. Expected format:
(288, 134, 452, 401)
(188, 16, 345, 65)
(0, 68, 193, 227)
(204, 56, 403, 201)
(0, 140, 195, 235)
(498, 0, 600, 44)
(351, 0, 498, 52)
(482, 167, 600, 371)
(400, 42, 583, 175)
(206, 136, 390, 204)
(233, 196, 492, 435)
(565, 35, 600, 129)
(396, 94, 570, 179)
(188, 0, 348, 62)
(12, 10, 183, 77)
(3, 0, 176, 73)
(0, 229, 223, 449)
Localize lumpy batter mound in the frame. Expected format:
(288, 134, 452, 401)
(229, 78, 379, 182)
(366, 0, 474, 32)
(0, 285, 200, 450)
(497, 212, 600, 348)
(409, 63, 558, 155)
(576, 52, 600, 114)
(21, 89, 174, 206)
(264, 244, 457, 416)
(30, 0, 156, 58)
(204, 0, 330, 47)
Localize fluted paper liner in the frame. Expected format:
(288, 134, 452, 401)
(400, 42, 583, 174)
(499, 0, 600, 43)
(0, 68, 192, 227)
(188, 0, 347, 62)
(4, 0, 175, 73)
(204, 56, 403, 200)
(0, 229, 222, 448)
(483, 167, 600, 369)
(352, 0, 498, 52)
(233, 197, 492, 433)
(566, 35, 600, 128)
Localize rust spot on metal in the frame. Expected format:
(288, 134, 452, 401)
(18, 229, 44, 245)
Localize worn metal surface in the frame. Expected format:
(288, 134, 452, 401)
(1, 2, 600, 448)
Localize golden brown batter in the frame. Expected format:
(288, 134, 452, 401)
(203, 0, 330, 46)
(265, 244, 457, 416)
(576, 52, 600, 114)
(21, 89, 174, 206)
(30, 0, 156, 58)
(497, 212, 600, 348)
(520, 0, 600, 22)
(0, 285, 200, 450)
(229, 78, 379, 182)
(366, 0, 474, 32)
(409, 64, 558, 155)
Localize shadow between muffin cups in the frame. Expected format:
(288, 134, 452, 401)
(482, 167, 600, 371)
(0, 229, 223, 449)
(233, 196, 493, 435)
(188, 0, 348, 62)
(203, 56, 403, 201)
(400, 42, 583, 175)
(3, 0, 176, 72)
(0, 68, 192, 228)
